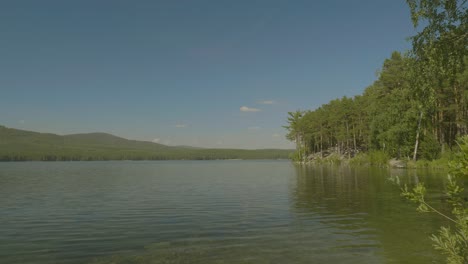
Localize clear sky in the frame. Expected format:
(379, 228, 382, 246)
(0, 0, 418, 149)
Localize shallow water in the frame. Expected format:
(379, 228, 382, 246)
(0, 161, 447, 263)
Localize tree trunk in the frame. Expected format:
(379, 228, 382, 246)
(346, 121, 350, 159)
(352, 124, 357, 153)
(302, 134, 306, 161)
(320, 130, 323, 158)
(413, 110, 424, 161)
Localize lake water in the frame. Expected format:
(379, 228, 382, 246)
(0, 161, 448, 263)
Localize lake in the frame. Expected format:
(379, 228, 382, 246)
(0, 160, 448, 263)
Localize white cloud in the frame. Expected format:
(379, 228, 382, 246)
(248, 126, 261, 130)
(272, 133, 281, 138)
(152, 138, 161, 143)
(240, 106, 261, 112)
(18, 120, 25, 124)
(258, 100, 275, 105)
(175, 124, 187, 128)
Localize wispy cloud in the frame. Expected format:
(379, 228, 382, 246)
(258, 100, 275, 105)
(152, 138, 161, 143)
(272, 133, 281, 138)
(175, 124, 187, 128)
(248, 126, 261, 131)
(240, 106, 261, 112)
(18, 120, 25, 124)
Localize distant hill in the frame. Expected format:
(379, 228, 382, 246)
(0, 125, 293, 161)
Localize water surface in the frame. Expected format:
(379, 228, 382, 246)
(0, 161, 447, 263)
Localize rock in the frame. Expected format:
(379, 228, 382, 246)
(389, 158, 406, 168)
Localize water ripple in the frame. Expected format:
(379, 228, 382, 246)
(0, 161, 446, 264)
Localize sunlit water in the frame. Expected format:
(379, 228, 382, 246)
(0, 161, 448, 263)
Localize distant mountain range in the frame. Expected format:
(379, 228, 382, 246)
(0, 125, 293, 161)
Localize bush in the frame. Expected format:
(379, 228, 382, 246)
(289, 150, 302, 162)
(349, 151, 390, 167)
(349, 153, 370, 166)
(368, 150, 390, 167)
(420, 133, 442, 160)
(400, 136, 468, 264)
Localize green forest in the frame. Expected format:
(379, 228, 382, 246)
(284, 2, 468, 261)
(0, 125, 292, 161)
(285, 0, 467, 164)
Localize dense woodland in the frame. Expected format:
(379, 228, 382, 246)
(0, 126, 292, 161)
(285, 0, 467, 162)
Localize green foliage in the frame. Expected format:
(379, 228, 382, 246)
(431, 226, 468, 264)
(284, 111, 306, 160)
(406, 0, 467, 81)
(350, 151, 390, 167)
(0, 126, 293, 161)
(289, 149, 303, 162)
(349, 153, 370, 166)
(284, 3, 467, 260)
(368, 151, 391, 167)
(406, 159, 427, 168)
(420, 133, 442, 160)
(348, 151, 395, 168)
(283, 2, 467, 260)
(401, 183, 431, 212)
(400, 136, 468, 264)
(315, 153, 343, 165)
(284, 2, 468, 162)
(449, 136, 468, 178)
(405, 149, 454, 168)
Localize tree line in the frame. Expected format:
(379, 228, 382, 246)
(285, 0, 467, 162)
(0, 148, 292, 162)
(0, 126, 293, 161)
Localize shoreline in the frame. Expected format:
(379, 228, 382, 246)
(294, 156, 449, 169)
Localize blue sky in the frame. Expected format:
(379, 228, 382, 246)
(0, 0, 417, 149)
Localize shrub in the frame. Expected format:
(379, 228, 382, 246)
(400, 136, 468, 264)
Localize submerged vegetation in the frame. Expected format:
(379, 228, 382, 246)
(0, 125, 293, 161)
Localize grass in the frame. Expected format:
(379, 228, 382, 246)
(349, 151, 390, 167)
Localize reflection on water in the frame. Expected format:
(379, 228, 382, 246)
(0, 161, 447, 263)
(292, 165, 447, 263)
